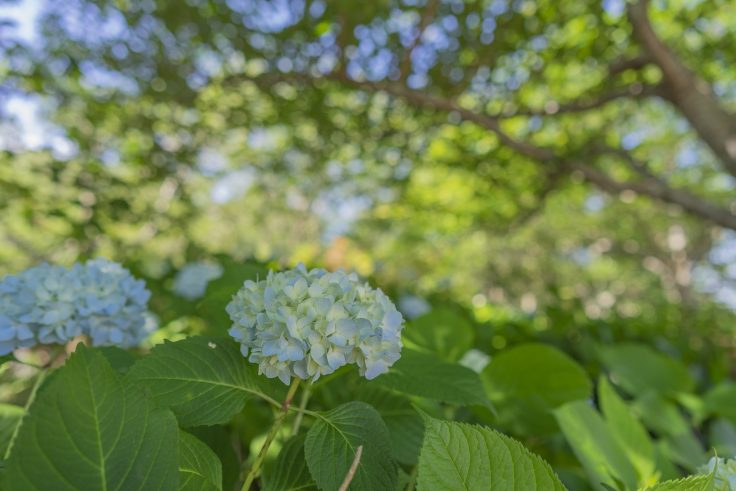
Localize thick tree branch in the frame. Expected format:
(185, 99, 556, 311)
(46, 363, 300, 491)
(628, 0, 736, 177)
(608, 54, 651, 76)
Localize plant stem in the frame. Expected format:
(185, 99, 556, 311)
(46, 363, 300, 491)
(4, 367, 48, 459)
(291, 380, 312, 436)
(241, 378, 301, 491)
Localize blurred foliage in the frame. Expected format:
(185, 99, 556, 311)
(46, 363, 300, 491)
(1, 0, 736, 487)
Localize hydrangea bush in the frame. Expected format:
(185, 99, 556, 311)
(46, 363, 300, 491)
(0, 260, 726, 491)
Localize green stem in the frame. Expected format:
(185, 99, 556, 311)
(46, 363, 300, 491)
(291, 381, 312, 436)
(4, 367, 48, 459)
(406, 465, 418, 491)
(241, 378, 301, 491)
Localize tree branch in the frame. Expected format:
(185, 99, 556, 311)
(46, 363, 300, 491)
(572, 163, 736, 230)
(628, 0, 736, 177)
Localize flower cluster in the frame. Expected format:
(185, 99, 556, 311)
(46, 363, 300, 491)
(699, 457, 736, 490)
(226, 264, 404, 385)
(173, 261, 223, 300)
(0, 259, 152, 355)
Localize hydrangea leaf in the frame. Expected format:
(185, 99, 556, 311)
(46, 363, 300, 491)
(554, 400, 638, 491)
(599, 343, 694, 397)
(126, 336, 286, 427)
(482, 343, 592, 435)
(0, 403, 23, 456)
(416, 414, 566, 490)
(305, 401, 397, 491)
(642, 472, 715, 491)
(372, 348, 491, 407)
(179, 430, 222, 491)
(403, 308, 474, 362)
(262, 436, 316, 491)
(355, 386, 424, 465)
(4, 345, 179, 490)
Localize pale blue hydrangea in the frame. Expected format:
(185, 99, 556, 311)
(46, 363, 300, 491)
(226, 264, 404, 385)
(0, 259, 152, 354)
(699, 456, 736, 490)
(173, 261, 224, 300)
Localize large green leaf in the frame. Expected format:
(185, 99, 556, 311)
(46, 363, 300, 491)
(373, 349, 491, 407)
(126, 336, 285, 426)
(642, 472, 715, 491)
(599, 344, 694, 397)
(416, 414, 566, 490)
(262, 436, 316, 491)
(0, 403, 23, 456)
(555, 400, 639, 491)
(356, 386, 424, 465)
(403, 308, 474, 362)
(4, 346, 179, 490)
(598, 377, 656, 483)
(305, 401, 397, 491)
(179, 430, 223, 491)
(482, 343, 591, 435)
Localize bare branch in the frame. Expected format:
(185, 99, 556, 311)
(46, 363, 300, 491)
(608, 54, 651, 76)
(572, 163, 736, 230)
(628, 0, 736, 177)
(506, 84, 662, 118)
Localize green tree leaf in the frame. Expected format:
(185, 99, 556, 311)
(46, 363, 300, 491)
(598, 377, 656, 484)
(4, 345, 179, 490)
(373, 349, 491, 407)
(126, 336, 285, 426)
(262, 436, 316, 491)
(403, 308, 474, 362)
(0, 403, 23, 456)
(179, 430, 222, 491)
(305, 401, 397, 491)
(416, 414, 566, 490)
(482, 343, 591, 435)
(554, 400, 638, 491)
(600, 344, 694, 397)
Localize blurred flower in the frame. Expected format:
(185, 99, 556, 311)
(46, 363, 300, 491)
(398, 294, 431, 320)
(173, 261, 224, 300)
(227, 264, 404, 384)
(0, 259, 152, 354)
(699, 456, 736, 490)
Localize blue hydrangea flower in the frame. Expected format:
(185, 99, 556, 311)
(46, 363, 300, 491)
(699, 456, 736, 490)
(226, 264, 404, 385)
(173, 261, 224, 300)
(0, 259, 152, 354)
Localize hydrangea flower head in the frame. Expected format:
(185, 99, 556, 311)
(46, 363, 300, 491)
(226, 264, 404, 385)
(699, 456, 736, 490)
(173, 261, 224, 300)
(0, 259, 152, 354)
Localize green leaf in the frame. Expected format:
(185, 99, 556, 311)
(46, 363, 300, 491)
(4, 345, 179, 490)
(356, 386, 424, 465)
(179, 430, 222, 491)
(373, 349, 491, 407)
(642, 472, 715, 491)
(126, 336, 285, 427)
(600, 344, 694, 397)
(416, 414, 566, 490)
(262, 436, 316, 491)
(554, 400, 638, 491)
(305, 401, 397, 491)
(482, 343, 591, 434)
(0, 403, 23, 456)
(598, 377, 656, 483)
(187, 426, 240, 491)
(403, 308, 474, 362)
(702, 383, 736, 424)
(96, 346, 137, 374)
